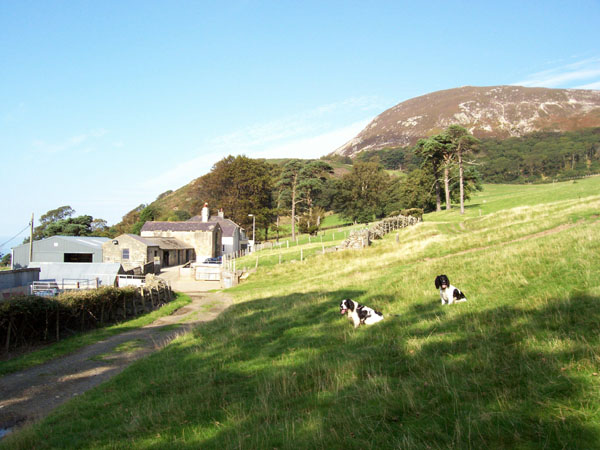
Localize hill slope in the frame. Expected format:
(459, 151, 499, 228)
(334, 85, 600, 157)
(6, 177, 600, 449)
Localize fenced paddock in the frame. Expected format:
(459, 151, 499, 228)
(231, 213, 422, 272)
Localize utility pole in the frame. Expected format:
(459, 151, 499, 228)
(29, 213, 34, 265)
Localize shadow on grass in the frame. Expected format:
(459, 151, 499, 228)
(7, 291, 600, 449)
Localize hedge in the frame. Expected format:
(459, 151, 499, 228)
(0, 285, 172, 352)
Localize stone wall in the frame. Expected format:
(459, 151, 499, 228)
(103, 235, 155, 271)
(338, 214, 421, 250)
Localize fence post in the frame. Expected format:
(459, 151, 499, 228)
(322, 243, 325, 254)
(5, 319, 11, 352)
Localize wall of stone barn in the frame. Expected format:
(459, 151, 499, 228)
(102, 236, 154, 269)
(141, 229, 219, 261)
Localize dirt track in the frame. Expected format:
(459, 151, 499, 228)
(0, 281, 232, 437)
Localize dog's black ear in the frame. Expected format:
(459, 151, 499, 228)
(347, 299, 355, 311)
(454, 289, 466, 300)
(435, 276, 441, 289)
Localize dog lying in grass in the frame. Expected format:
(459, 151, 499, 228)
(339, 298, 384, 328)
(435, 274, 467, 305)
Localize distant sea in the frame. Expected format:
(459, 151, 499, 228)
(0, 235, 22, 257)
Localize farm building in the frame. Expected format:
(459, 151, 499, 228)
(11, 236, 109, 269)
(103, 234, 195, 271)
(0, 267, 40, 298)
(188, 208, 249, 256)
(29, 262, 125, 289)
(140, 219, 222, 263)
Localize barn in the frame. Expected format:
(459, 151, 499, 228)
(11, 236, 109, 269)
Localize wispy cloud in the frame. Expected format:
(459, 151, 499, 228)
(144, 97, 380, 194)
(513, 56, 600, 89)
(31, 129, 108, 154)
(209, 97, 384, 149)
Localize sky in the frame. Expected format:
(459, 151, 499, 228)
(1, 0, 599, 252)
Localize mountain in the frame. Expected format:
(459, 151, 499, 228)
(333, 85, 600, 157)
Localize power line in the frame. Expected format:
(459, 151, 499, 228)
(0, 223, 32, 249)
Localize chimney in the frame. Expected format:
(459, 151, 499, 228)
(201, 202, 209, 223)
(218, 208, 224, 219)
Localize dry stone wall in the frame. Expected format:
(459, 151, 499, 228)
(338, 214, 421, 250)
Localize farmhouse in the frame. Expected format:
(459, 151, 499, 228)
(102, 234, 195, 271)
(140, 220, 222, 263)
(188, 208, 249, 256)
(11, 236, 109, 269)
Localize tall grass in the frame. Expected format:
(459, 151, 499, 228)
(3, 178, 600, 449)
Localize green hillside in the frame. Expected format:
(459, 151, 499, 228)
(5, 177, 600, 449)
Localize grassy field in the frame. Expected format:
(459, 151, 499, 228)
(3, 177, 600, 449)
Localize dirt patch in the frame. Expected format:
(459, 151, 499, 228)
(0, 291, 232, 437)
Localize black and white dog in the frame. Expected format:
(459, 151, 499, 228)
(434, 275, 467, 305)
(339, 298, 384, 328)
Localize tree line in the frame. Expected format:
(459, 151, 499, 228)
(25, 126, 599, 246)
(108, 125, 482, 241)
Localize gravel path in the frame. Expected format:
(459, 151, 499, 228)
(0, 286, 233, 437)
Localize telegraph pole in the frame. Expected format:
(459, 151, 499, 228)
(29, 213, 34, 265)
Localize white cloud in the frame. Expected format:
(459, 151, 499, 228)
(513, 56, 600, 89)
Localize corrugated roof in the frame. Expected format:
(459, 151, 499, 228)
(29, 262, 124, 287)
(141, 221, 219, 232)
(12, 235, 110, 250)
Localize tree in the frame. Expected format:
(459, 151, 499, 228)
(30, 205, 75, 240)
(446, 125, 480, 214)
(167, 210, 192, 221)
(43, 215, 94, 237)
(91, 218, 109, 233)
(335, 161, 391, 223)
(1, 252, 11, 267)
(201, 155, 274, 237)
(397, 168, 438, 212)
(415, 137, 445, 211)
(277, 159, 333, 240)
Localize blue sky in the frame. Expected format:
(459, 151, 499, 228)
(1, 0, 599, 251)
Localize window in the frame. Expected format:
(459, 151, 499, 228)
(154, 250, 158, 257)
(64, 253, 93, 263)
(122, 248, 130, 260)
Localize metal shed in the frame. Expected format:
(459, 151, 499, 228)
(28, 262, 125, 289)
(12, 236, 109, 269)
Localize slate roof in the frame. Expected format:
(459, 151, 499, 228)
(140, 221, 219, 233)
(121, 234, 191, 250)
(187, 216, 241, 237)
